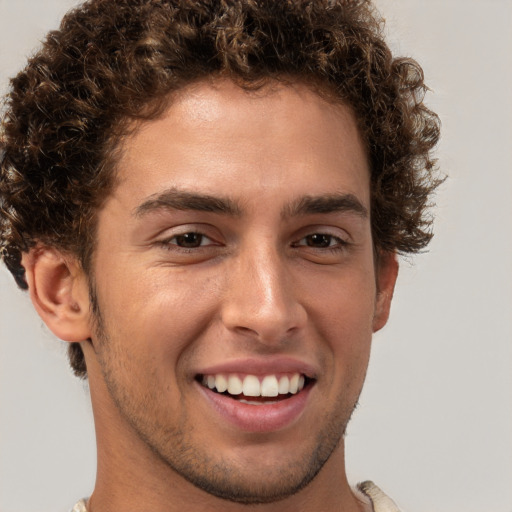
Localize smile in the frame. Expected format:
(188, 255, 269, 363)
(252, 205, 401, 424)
(199, 373, 307, 404)
(196, 372, 314, 432)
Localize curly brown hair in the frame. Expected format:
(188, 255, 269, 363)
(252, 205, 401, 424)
(0, 0, 441, 377)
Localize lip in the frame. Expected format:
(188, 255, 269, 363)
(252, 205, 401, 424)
(194, 357, 318, 379)
(194, 357, 317, 433)
(196, 379, 313, 433)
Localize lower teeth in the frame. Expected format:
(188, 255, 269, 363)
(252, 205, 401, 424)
(239, 399, 279, 405)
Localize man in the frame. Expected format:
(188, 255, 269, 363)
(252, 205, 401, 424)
(0, 1, 440, 511)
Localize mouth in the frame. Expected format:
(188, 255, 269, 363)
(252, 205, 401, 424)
(194, 360, 317, 432)
(197, 372, 314, 405)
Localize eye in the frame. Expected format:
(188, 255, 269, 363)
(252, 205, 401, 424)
(302, 234, 337, 248)
(163, 232, 213, 249)
(296, 233, 346, 249)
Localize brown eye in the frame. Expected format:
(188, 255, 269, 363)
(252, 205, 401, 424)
(173, 233, 205, 248)
(304, 234, 335, 248)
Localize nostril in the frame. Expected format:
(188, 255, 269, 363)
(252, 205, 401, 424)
(236, 326, 258, 335)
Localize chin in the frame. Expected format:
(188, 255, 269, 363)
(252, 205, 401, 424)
(154, 418, 345, 505)
(173, 456, 325, 504)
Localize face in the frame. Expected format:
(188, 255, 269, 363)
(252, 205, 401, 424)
(85, 79, 395, 504)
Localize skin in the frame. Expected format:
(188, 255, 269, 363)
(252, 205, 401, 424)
(23, 79, 397, 512)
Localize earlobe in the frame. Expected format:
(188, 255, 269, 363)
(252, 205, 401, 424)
(21, 247, 92, 342)
(372, 251, 399, 332)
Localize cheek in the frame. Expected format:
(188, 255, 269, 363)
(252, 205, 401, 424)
(94, 264, 223, 367)
(306, 261, 377, 328)
(303, 265, 376, 375)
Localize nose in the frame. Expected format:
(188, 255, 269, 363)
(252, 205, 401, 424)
(221, 243, 307, 346)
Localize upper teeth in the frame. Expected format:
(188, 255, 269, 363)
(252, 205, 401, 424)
(202, 373, 305, 397)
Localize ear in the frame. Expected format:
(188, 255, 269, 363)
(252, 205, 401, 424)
(372, 251, 399, 332)
(21, 247, 92, 342)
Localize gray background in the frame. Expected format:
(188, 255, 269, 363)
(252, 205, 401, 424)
(1, 1, 511, 511)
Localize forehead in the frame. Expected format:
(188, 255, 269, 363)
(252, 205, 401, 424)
(111, 79, 370, 212)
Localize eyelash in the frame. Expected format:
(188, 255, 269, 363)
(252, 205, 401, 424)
(157, 232, 214, 251)
(157, 231, 349, 253)
(293, 233, 349, 252)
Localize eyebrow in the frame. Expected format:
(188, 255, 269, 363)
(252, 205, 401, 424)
(282, 193, 368, 219)
(134, 188, 368, 220)
(134, 189, 242, 218)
